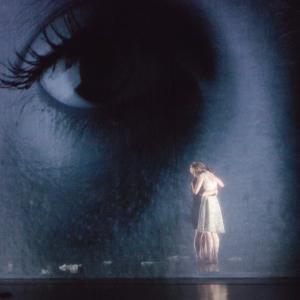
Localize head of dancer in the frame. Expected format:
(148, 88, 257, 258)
(189, 161, 208, 177)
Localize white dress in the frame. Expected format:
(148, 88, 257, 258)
(197, 171, 225, 233)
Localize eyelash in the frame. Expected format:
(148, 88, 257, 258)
(0, 11, 84, 90)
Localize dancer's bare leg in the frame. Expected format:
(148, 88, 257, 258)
(197, 232, 207, 271)
(212, 233, 220, 269)
(194, 230, 201, 258)
(195, 231, 207, 271)
(199, 232, 206, 261)
(197, 232, 219, 271)
(206, 232, 214, 263)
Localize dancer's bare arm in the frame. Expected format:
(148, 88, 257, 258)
(209, 172, 224, 188)
(215, 175, 224, 188)
(202, 189, 218, 197)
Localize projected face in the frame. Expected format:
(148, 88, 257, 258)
(0, 0, 298, 277)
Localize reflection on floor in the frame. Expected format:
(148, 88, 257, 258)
(0, 279, 299, 300)
(197, 284, 228, 300)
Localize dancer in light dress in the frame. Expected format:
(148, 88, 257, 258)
(190, 162, 225, 272)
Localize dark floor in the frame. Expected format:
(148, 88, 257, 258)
(0, 279, 299, 300)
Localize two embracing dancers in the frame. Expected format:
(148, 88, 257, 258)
(190, 162, 225, 272)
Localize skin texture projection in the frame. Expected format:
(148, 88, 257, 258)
(0, 0, 299, 277)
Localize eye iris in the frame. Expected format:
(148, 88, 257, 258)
(76, 37, 134, 105)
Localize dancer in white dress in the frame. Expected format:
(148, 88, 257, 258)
(190, 162, 225, 271)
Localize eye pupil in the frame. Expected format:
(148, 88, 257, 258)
(76, 37, 134, 105)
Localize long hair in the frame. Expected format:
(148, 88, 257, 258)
(190, 161, 209, 176)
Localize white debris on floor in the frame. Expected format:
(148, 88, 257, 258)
(141, 261, 154, 267)
(41, 269, 51, 275)
(59, 264, 82, 274)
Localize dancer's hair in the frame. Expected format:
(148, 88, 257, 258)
(189, 161, 209, 176)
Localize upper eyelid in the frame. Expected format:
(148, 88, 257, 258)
(1, 0, 124, 91)
(0, 5, 89, 90)
(0, 1, 215, 91)
(17, 1, 92, 67)
(37, 12, 82, 57)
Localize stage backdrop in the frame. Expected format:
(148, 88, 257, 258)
(0, 0, 299, 278)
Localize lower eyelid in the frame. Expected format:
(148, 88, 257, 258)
(35, 81, 117, 135)
(40, 60, 94, 109)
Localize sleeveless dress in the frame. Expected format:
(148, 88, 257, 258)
(197, 172, 225, 234)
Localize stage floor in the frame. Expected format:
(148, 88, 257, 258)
(0, 279, 299, 300)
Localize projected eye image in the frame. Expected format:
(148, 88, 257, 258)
(0, 0, 299, 278)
